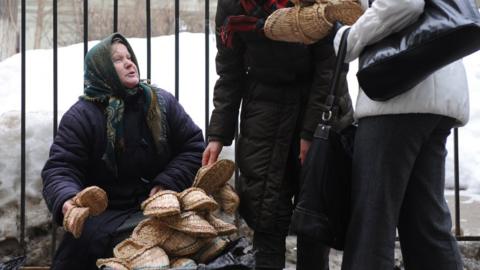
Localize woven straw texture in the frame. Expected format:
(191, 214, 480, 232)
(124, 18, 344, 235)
(192, 237, 229, 264)
(205, 213, 237, 236)
(63, 206, 89, 239)
(141, 190, 181, 218)
(264, 0, 363, 44)
(179, 187, 219, 212)
(213, 183, 240, 215)
(170, 258, 197, 268)
(162, 230, 210, 257)
(161, 211, 217, 238)
(128, 246, 169, 270)
(131, 218, 174, 247)
(193, 159, 235, 194)
(72, 186, 108, 216)
(113, 238, 146, 260)
(96, 257, 130, 270)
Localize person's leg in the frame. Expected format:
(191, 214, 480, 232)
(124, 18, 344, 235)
(296, 235, 330, 270)
(341, 114, 437, 270)
(398, 116, 463, 270)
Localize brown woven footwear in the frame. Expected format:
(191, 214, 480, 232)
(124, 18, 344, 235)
(63, 206, 90, 239)
(72, 186, 108, 216)
(193, 159, 235, 195)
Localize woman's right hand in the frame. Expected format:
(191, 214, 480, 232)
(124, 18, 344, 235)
(62, 199, 75, 215)
(202, 141, 224, 166)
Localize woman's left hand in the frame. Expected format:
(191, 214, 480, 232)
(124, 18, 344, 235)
(149, 185, 164, 197)
(299, 138, 312, 166)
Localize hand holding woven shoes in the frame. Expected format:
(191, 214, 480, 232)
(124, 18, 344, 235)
(62, 186, 108, 238)
(264, 0, 364, 44)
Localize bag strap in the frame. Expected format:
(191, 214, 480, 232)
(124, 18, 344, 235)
(322, 28, 350, 122)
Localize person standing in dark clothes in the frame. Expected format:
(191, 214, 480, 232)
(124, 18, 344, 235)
(202, 1, 354, 269)
(42, 33, 205, 270)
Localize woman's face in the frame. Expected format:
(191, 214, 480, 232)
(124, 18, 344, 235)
(111, 43, 139, 88)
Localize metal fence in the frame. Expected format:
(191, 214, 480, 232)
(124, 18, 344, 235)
(15, 0, 479, 263)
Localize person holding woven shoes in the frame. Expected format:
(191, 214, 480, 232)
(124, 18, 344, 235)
(326, 0, 469, 269)
(41, 33, 205, 270)
(202, 1, 355, 269)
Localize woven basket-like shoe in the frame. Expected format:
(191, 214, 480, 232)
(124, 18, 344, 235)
(161, 211, 217, 238)
(205, 213, 237, 236)
(131, 218, 174, 247)
(63, 206, 89, 239)
(72, 186, 108, 216)
(193, 159, 235, 194)
(96, 257, 130, 270)
(128, 246, 169, 270)
(113, 238, 146, 260)
(170, 258, 197, 269)
(141, 190, 181, 218)
(264, 0, 363, 44)
(192, 237, 229, 264)
(179, 187, 219, 213)
(162, 230, 210, 257)
(212, 183, 240, 215)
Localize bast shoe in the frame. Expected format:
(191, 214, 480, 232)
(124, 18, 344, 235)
(213, 183, 240, 215)
(140, 190, 181, 218)
(193, 159, 235, 195)
(72, 186, 108, 216)
(178, 187, 219, 213)
(63, 206, 90, 239)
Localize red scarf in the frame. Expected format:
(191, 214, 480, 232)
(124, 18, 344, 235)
(220, 0, 290, 48)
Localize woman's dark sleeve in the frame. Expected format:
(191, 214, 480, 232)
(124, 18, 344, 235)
(207, 0, 246, 146)
(41, 103, 93, 225)
(151, 91, 205, 192)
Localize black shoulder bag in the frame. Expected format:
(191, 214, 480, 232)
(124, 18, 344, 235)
(357, 0, 480, 101)
(290, 29, 355, 251)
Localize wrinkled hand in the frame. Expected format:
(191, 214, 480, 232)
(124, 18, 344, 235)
(299, 138, 312, 166)
(202, 141, 224, 166)
(149, 185, 165, 197)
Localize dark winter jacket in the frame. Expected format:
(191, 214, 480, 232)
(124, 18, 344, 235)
(42, 87, 205, 226)
(208, 0, 354, 231)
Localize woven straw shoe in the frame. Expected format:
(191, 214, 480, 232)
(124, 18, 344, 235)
(205, 213, 237, 236)
(212, 183, 240, 215)
(179, 187, 219, 213)
(128, 246, 169, 270)
(264, 0, 363, 44)
(141, 190, 181, 218)
(63, 206, 89, 239)
(72, 186, 108, 216)
(193, 159, 235, 195)
(162, 230, 210, 257)
(113, 238, 146, 260)
(170, 258, 197, 269)
(96, 257, 130, 270)
(161, 211, 217, 238)
(192, 237, 229, 264)
(131, 218, 174, 247)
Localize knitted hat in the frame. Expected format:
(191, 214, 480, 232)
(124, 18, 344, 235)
(63, 206, 90, 239)
(179, 187, 219, 213)
(72, 186, 108, 216)
(141, 190, 181, 218)
(193, 159, 235, 194)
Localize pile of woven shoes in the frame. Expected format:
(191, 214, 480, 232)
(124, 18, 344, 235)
(96, 159, 240, 270)
(63, 186, 108, 238)
(263, 0, 364, 44)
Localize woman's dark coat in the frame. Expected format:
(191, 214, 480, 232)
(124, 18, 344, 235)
(208, 0, 354, 232)
(42, 88, 204, 269)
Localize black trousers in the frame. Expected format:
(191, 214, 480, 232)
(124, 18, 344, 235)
(341, 114, 463, 270)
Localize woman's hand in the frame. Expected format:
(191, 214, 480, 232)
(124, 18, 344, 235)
(299, 138, 312, 166)
(62, 199, 75, 216)
(202, 141, 224, 166)
(149, 185, 165, 197)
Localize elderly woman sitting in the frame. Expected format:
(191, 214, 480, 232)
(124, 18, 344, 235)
(42, 33, 205, 270)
